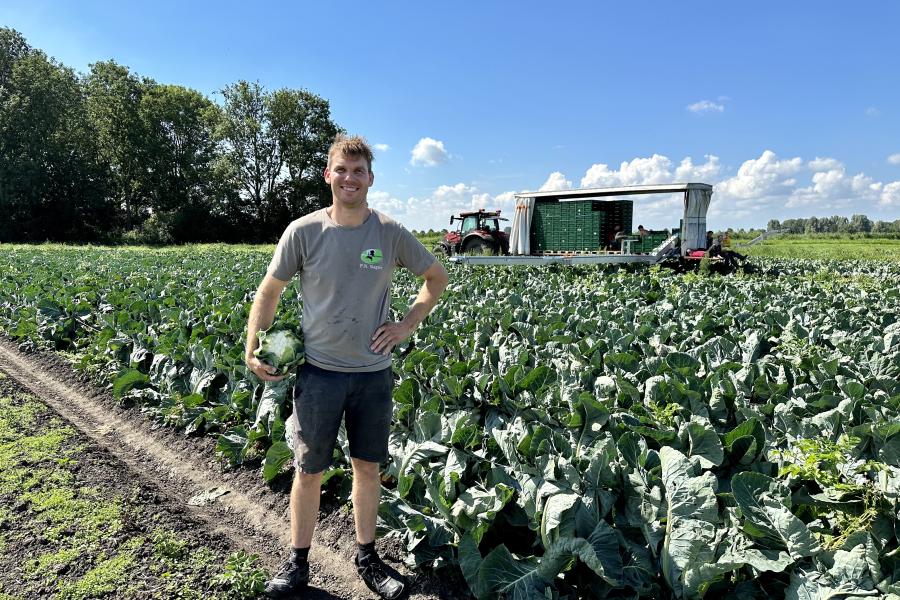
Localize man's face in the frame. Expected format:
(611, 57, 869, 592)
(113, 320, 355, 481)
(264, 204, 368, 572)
(324, 154, 374, 208)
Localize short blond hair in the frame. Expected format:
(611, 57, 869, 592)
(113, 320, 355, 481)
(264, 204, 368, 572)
(327, 134, 374, 172)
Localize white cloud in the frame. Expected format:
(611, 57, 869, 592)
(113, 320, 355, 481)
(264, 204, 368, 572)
(366, 183, 518, 231)
(808, 157, 842, 171)
(373, 143, 390, 152)
(581, 154, 673, 187)
(675, 155, 722, 181)
(866, 107, 881, 117)
(787, 168, 879, 208)
(367, 190, 407, 214)
(432, 183, 477, 206)
(880, 182, 900, 206)
(579, 154, 720, 189)
(410, 137, 449, 167)
(888, 153, 900, 165)
(716, 150, 803, 200)
(377, 149, 900, 232)
(687, 100, 725, 113)
(539, 171, 572, 191)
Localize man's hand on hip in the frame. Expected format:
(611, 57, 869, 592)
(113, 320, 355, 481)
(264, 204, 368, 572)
(245, 355, 287, 382)
(370, 321, 415, 355)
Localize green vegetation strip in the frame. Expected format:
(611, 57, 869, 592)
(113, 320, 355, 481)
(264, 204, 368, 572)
(0, 374, 265, 599)
(734, 235, 900, 261)
(2, 245, 900, 598)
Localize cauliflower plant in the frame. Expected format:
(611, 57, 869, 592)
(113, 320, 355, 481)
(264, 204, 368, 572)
(254, 327, 305, 376)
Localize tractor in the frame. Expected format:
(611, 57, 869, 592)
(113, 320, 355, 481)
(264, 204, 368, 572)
(434, 209, 509, 256)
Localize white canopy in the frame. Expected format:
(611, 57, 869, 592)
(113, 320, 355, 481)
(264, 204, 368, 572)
(682, 186, 713, 254)
(508, 196, 534, 255)
(513, 183, 714, 256)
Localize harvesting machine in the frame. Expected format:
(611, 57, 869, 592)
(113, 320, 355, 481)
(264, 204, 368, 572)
(449, 183, 772, 270)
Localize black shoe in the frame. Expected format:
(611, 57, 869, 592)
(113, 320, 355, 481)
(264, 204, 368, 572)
(265, 559, 309, 597)
(355, 554, 407, 600)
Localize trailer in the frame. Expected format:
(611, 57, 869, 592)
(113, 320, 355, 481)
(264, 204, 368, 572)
(450, 182, 713, 266)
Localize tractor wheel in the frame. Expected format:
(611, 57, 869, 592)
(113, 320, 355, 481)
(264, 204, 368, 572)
(463, 238, 495, 255)
(433, 244, 450, 257)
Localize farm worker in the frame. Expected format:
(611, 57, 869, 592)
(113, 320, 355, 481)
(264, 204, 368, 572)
(245, 134, 449, 599)
(637, 224, 648, 237)
(705, 230, 720, 254)
(608, 225, 623, 251)
(705, 231, 746, 269)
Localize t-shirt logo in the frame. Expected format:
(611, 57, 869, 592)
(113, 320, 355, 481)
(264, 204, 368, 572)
(361, 248, 383, 265)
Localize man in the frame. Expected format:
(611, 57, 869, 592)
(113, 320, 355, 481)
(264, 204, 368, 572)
(637, 224, 648, 237)
(245, 134, 449, 599)
(607, 225, 623, 251)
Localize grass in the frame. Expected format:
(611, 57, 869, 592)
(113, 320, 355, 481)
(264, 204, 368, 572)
(414, 230, 900, 261)
(415, 232, 444, 249)
(9, 234, 900, 262)
(735, 235, 900, 261)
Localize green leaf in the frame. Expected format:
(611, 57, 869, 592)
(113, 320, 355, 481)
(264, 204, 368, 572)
(731, 472, 820, 559)
(665, 352, 701, 374)
(262, 441, 293, 482)
(658, 446, 721, 597)
(475, 544, 545, 600)
(113, 368, 150, 399)
(517, 365, 556, 394)
(216, 427, 249, 466)
(459, 533, 484, 597)
(682, 420, 724, 468)
(540, 493, 580, 549)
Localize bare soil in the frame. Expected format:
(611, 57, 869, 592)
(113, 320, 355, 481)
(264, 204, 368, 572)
(0, 372, 243, 598)
(0, 339, 471, 600)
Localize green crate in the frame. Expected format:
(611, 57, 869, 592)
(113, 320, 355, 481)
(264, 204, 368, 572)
(532, 200, 604, 251)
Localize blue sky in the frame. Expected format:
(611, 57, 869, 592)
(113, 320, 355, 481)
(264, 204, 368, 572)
(4, 1, 900, 231)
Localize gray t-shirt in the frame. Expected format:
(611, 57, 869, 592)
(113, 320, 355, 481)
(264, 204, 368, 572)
(267, 208, 435, 372)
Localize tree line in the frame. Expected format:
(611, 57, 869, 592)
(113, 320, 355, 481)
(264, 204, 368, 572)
(767, 215, 900, 235)
(0, 28, 341, 244)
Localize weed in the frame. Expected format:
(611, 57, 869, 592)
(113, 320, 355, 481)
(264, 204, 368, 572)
(213, 550, 267, 599)
(56, 539, 141, 599)
(778, 435, 890, 549)
(25, 547, 82, 578)
(152, 529, 189, 561)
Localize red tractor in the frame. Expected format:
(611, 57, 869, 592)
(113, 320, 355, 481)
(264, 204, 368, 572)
(434, 209, 509, 256)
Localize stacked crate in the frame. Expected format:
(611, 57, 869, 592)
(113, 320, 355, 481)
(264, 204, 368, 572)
(598, 200, 634, 248)
(635, 231, 670, 253)
(531, 200, 559, 252)
(532, 200, 604, 252)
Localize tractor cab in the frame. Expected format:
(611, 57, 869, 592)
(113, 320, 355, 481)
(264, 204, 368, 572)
(434, 209, 509, 256)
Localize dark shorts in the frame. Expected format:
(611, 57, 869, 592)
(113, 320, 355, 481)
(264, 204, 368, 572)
(290, 362, 394, 474)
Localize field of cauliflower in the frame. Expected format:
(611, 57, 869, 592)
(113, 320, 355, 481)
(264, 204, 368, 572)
(1, 245, 898, 599)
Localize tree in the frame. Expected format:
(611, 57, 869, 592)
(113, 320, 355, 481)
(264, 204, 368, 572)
(217, 81, 341, 241)
(0, 44, 112, 242)
(848, 214, 872, 234)
(216, 81, 277, 222)
(832, 215, 850, 234)
(267, 88, 338, 231)
(0, 28, 30, 91)
(139, 84, 222, 242)
(85, 60, 154, 230)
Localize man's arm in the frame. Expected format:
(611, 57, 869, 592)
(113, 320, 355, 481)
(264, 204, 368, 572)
(245, 273, 289, 381)
(370, 261, 449, 355)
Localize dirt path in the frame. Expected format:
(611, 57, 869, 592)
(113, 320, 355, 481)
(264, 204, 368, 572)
(0, 341, 455, 599)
